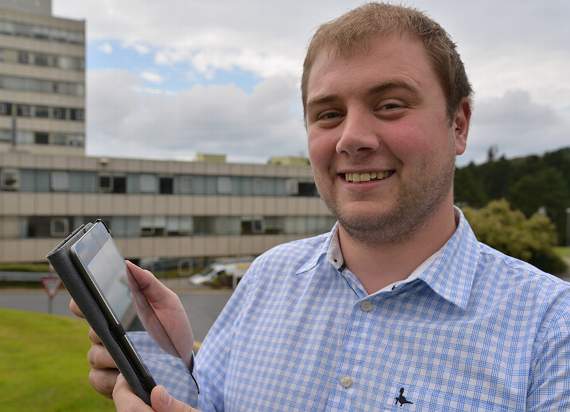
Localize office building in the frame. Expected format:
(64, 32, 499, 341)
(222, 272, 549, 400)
(0, 0, 85, 157)
(0, 1, 333, 270)
(0, 151, 333, 267)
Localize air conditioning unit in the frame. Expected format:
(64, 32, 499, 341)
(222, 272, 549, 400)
(0, 168, 20, 191)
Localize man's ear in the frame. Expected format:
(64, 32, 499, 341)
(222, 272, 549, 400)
(452, 98, 471, 155)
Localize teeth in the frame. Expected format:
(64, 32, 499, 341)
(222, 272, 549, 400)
(345, 171, 392, 182)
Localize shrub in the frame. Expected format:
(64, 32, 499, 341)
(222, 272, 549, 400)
(463, 199, 568, 275)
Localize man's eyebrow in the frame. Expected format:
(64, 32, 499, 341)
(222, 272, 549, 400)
(306, 80, 420, 109)
(367, 80, 420, 97)
(306, 94, 339, 109)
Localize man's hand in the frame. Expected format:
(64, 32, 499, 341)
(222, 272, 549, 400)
(69, 299, 118, 398)
(69, 261, 194, 399)
(126, 261, 194, 367)
(113, 374, 198, 412)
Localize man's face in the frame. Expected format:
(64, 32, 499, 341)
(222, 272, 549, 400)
(305, 34, 469, 243)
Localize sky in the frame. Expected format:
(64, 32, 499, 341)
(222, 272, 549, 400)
(53, 0, 570, 165)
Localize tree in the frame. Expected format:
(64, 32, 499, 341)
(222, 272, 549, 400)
(454, 163, 488, 208)
(508, 167, 570, 245)
(463, 199, 567, 274)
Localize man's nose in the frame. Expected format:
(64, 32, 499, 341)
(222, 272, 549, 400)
(335, 108, 380, 156)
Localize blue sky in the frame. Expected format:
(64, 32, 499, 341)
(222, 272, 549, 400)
(54, 0, 570, 164)
(89, 40, 262, 94)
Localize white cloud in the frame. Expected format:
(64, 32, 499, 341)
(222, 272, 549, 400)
(131, 43, 150, 55)
(86, 69, 306, 162)
(98, 42, 113, 54)
(140, 71, 163, 84)
(461, 90, 569, 165)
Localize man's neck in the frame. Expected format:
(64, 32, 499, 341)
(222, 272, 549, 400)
(338, 202, 458, 294)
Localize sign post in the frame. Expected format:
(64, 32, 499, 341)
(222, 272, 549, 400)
(41, 275, 62, 314)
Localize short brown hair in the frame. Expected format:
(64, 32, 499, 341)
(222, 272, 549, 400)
(301, 3, 472, 120)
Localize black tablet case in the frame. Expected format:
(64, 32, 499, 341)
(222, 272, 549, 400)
(46, 223, 154, 405)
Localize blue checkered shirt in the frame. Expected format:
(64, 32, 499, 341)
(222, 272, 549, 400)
(135, 210, 570, 411)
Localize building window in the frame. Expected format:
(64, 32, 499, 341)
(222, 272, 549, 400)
(35, 106, 49, 118)
(17, 51, 29, 64)
(140, 217, 166, 237)
(34, 53, 50, 66)
(17, 105, 31, 117)
(159, 176, 174, 194)
(217, 177, 232, 195)
(27, 217, 50, 237)
(67, 134, 84, 147)
(0, 129, 12, 142)
(175, 176, 192, 194)
(70, 108, 84, 121)
(139, 174, 157, 193)
(264, 216, 285, 234)
(112, 176, 126, 193)
(298, 182, 318, 196)
(52, 134, 67, 146)
(99, 175, 112, 192)
(241, 217, 264, 234)
(50, 218, 70, 237)
(53, 107, 66, 119)
(34, 132, 49, 145)
(0, 102, 12, 115)
(50, 171, 69, 191)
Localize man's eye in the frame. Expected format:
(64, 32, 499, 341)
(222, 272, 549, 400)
(378, 102, 403, 110)
(317, 111, 341, 120)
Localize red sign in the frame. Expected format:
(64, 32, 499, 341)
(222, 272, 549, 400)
(41, 275, 62, 298)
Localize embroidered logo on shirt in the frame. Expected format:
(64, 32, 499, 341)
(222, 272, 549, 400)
(394, 387, 413, 406)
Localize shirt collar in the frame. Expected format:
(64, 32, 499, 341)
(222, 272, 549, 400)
(418, 208, 480, 310)
(298, 208, 480, 310)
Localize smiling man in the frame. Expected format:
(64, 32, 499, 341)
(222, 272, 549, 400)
(78, 3, 570, 411)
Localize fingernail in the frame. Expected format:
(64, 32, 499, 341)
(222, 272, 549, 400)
(159, 385, 171, 407)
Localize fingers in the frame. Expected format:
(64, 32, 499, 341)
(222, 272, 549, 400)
(151, 385, 198, 412)
(88, 344, 117, 369)
(112, 374, 153, 411)
(88, 328, 102, 345)
(126, 261, 177, 307)
(88, 368, 119, 399)
(69, 299, 84, 318)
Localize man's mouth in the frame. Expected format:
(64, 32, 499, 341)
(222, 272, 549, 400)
(342, 170, 395, 183)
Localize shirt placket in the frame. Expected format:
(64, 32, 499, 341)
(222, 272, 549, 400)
(324, 295, 377, 412)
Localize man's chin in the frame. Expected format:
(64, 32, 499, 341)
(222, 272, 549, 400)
(335, 206, 418, 244)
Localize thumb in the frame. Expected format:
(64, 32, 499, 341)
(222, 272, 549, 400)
(126, 260, 174, 306)
(151, 385, 197, 412)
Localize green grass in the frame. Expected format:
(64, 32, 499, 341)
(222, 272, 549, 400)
(554, 247, 570, 259)
(0, 308, 114, 412)
(0, 262, 50, 272)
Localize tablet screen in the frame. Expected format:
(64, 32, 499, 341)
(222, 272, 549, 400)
(71, 222, 134, 327)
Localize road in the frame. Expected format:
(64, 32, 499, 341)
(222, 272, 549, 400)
(0, 283, 232, 343)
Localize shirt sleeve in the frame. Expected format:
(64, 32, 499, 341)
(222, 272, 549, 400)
(128, 331, 199, 405)
(193, 262, 258, 412)
(131, 261, 258, 411)
(527, 295, 570, 411)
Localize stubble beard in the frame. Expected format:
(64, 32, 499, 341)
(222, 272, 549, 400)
(322, 157, 456, 245)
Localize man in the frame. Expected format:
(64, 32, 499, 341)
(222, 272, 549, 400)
(73, 3, 570, 411)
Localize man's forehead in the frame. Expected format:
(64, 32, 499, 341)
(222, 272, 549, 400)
(306, 33, 429, 97)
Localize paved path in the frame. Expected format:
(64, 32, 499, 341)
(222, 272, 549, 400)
(0, 285, 232, 342)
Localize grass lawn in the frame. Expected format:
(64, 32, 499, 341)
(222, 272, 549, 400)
(0, 308, 114, 412)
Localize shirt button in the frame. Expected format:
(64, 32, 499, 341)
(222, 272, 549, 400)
(339, 376, 353, 389)
(360, 301, 374, 312)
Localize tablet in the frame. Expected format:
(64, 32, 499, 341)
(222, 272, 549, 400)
(46, 220, 187, 405)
